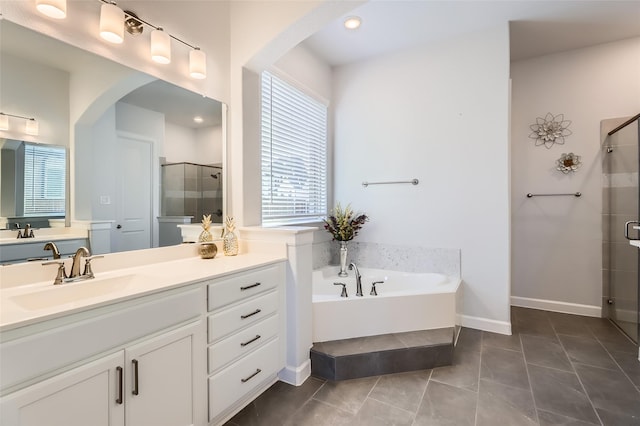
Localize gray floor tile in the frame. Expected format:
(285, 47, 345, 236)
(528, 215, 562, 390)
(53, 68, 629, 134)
(521, 334, 573, 372)
(482, 330, 523, 352)
(537, 409, 599, 425)
(480, 345, 530, 390)
(547, 312, 596, 339)
(394, 328, 454, 347)
(513, 314, 557, 339)
(559, 334, 618, 370)
(430, 346, 481, 392)
(476, 379, 537, 426)
(354, 398, 415, 426)
(312, 376, 378, 414)
(596, 332, 638, 354)
(413, 380, 477, 426)
(595, 407, 640, 426)
(610, 350, 640, 387)
(456, 328, 483, 353)
(368, 370, 431, 413)
(316, 334, 406, 356)
(286, 398, 355, 426)
(528, 364, 599, 424)
(574, 363, 640, 418)
(229, 377, 325, 426)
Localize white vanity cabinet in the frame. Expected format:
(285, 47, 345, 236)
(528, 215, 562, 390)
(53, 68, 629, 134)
(206, 262, 286, 424)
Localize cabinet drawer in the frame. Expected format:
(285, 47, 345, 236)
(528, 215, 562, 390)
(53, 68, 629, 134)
(207, 264, 280, 311)
(208, 314, 279, 374)
(208, 338, 280, 422)
(208, 291, 278, 343)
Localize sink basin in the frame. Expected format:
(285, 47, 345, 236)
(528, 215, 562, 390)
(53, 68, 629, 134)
(10, 274, 147, 311)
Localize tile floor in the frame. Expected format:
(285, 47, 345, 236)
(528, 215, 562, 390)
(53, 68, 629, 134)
(226, 307, 640, 426)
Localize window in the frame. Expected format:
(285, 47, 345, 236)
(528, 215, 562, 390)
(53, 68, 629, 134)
(261, 71, 328, 225)
(23, 143, 66, 216)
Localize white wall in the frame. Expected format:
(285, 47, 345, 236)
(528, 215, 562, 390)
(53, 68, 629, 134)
(332, 25, 512, 332)
(511, 37, 640, 315)
(164, 123, 223, 165)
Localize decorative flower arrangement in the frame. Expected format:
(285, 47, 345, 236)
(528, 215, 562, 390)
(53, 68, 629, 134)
(556, 152, 582, 174)
(323, 203, 368, 241)
(528, 112, 572, 149)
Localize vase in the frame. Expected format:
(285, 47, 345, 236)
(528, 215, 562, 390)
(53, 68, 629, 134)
(338, 241, 348, 277)
(223, 229, 238, 256)
(199, 242, 217, 259)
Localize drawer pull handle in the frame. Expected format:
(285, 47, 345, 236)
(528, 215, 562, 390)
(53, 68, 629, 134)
(132, 359, 139, 396)
(241, 309, 261, 319)
(116, 366, 123, 404)
(241, 368, 262, 383)
(240, 282, 261, 291)
(240, 335, 261, 347)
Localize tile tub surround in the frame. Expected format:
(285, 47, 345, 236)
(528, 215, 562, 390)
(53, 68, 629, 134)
(312, 239, 461, 278)
(310, 328, 455, 380)
(226, 307, 640, 426)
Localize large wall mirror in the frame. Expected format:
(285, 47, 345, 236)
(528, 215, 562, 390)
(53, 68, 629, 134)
(0, 19, 226, 256)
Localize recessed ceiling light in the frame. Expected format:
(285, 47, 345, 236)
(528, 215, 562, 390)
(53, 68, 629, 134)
(344, 16, 362, 30)
(193, 116, 204, 124)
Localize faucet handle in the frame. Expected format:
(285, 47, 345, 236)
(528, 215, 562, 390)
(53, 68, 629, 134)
(82, 255, 104, 278)
(370, 280, 384, 296)
(43, 260, 68, 285)
(333, 282, 348, 298)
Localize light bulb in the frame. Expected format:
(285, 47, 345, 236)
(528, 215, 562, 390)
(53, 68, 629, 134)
(344, 16, 362, 30)
(189, 48, 207, 79)
(100, 2, 124, 44)
(151, 28, 171, 64)
(36, 0, 67, 19)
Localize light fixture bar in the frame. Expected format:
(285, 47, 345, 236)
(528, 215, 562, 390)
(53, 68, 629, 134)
(0, 112, 36, 121)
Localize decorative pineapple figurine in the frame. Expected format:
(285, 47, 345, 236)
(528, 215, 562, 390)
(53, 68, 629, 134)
(223, 216, 238, 256)
(198, 214, 217, 259)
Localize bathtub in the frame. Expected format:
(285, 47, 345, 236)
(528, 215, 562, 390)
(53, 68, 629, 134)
(312, 266, 461, 342)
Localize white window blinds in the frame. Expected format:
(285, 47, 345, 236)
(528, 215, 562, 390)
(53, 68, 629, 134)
(23, 143, 66, 216)
(261, 71, 328, 225)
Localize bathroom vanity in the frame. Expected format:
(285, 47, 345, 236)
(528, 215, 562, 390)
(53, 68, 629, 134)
(0, 245, 287, 426)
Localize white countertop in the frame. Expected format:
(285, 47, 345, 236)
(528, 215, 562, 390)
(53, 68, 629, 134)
(0, 251, 285, 332)
(630, 240, 640, 248)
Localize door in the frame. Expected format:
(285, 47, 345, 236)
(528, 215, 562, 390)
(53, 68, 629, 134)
(604, 116, 640, 343)
(113, 135, 152, 252)
(125, 322, 198, 426)
(0, 352, 125, 426)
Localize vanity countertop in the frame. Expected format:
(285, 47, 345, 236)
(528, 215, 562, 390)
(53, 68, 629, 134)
(630, 240, 640, 248)
(0, 251, 286, 332)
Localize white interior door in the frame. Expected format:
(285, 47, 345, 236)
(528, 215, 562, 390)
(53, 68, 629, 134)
(114, 135, 152, 253)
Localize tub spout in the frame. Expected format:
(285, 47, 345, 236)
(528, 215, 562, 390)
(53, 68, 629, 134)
(349, 262, 363, 297)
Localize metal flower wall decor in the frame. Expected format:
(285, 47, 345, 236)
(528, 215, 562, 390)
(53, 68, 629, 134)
(556, 152, 581, 174)
(529, 112, 572, 149)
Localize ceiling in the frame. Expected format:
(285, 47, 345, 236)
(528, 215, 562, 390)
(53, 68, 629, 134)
(302, 0, 640, 66)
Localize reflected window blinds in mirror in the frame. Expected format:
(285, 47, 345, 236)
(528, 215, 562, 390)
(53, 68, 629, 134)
(34, 0, 207, 79)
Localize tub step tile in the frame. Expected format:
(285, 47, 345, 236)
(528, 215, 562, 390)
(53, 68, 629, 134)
(311, 327, 455, 381)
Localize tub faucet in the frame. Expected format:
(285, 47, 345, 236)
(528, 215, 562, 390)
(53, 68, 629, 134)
(349, 262, 363, 297)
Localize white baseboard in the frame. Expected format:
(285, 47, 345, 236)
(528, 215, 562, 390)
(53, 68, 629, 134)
(458, 314, 512, 335)
(278, 360, 311, 386)
(511, 296, 602, 318)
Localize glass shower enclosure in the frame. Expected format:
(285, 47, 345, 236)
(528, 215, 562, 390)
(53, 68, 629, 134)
(603, 113, 640, 343)
(161, 162, 223, 223)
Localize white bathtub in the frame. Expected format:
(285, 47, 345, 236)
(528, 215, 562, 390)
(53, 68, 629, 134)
(312, 266, 461, 342)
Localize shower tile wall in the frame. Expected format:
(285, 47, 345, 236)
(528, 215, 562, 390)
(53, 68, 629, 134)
(161, 163, 223, 223)
(602, 118, 639, 342)
(312, 240, 461, 278)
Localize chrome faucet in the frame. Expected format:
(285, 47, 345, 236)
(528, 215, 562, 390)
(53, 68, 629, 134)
(44, 242, 61, 259)
(69, 247, 90, 278)
(349, 262, 363, 297)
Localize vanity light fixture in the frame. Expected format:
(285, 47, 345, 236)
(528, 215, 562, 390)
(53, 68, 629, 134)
(25, 118, 39, 136)
(344, 16, 362, 30)
(0, 112, 39, 136)
(189, 47, 207, 79)
(36, 0, 67, 19)
(100, 1, 125, 44)
(151, 27, 171, 64)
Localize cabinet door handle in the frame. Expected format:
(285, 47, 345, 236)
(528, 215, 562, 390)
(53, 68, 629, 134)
(240, 282, 261, 291)
(116, 366, 123, 404)
(241, 309, 261, 319)
(240, 368, 262, 383)
(240, 335, 261, 347)
(132, 359, 139, 395)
